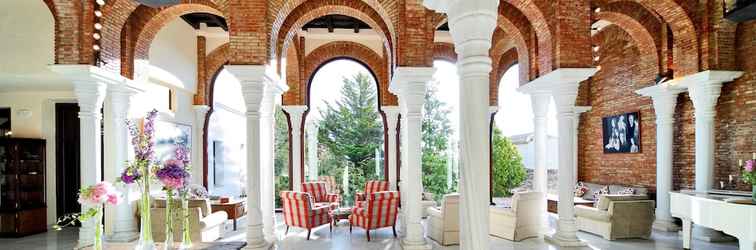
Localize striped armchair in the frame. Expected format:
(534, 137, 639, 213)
(302, 181, 340, 209)
(280, 191, 332, 240)
(355, 180, 389, 208)
(318, 176, 340, 194)
(349, 191, 400, 241)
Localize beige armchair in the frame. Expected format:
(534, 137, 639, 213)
(575, 195, 654, 240)
(151, 199, 228, 242)
(426, 193, 459, 246)
(489, 191, 544, 241)
(420, 192, 437, 218)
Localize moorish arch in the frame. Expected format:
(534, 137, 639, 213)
(121, 3, 224, 79)
(503, 0, 554, 75)
(594, 11, 660, 78)
(200, 42, 230, 188)
(604, 0, 699, 76)
(273, 0, 395, 70)
(299, 41, 390, 107)
(491, 48, 520, 106)
(433, 42, 457, 63)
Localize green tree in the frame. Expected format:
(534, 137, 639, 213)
(317, 72, 384, 205)
(274, 108, 290, 208)
(491, 126, 527, 197)
(422, 80, 455, 201)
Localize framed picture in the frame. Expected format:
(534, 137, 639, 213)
(602, 111, 640, 153)
(154, 120, 192, 162)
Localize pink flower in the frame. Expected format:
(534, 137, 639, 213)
(78, 181, 122, 206)
(746, 160, 754, 173)
(106, 194, 120, 205)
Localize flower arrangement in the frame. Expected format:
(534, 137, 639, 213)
(155, 142, 192, 250)
(121, 109, 159, 250)
(54, 182, 121, 250)
(741, 155, 756, 202)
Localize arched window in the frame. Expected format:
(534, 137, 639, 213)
(207, 69, 247, 198)
(305, 59, 384, 206)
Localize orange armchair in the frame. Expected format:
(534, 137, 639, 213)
(302, 181, 341, 209)
(280, 191, 332, 240)
(354, 180, 389, 207)
(349, 191, 400, 241)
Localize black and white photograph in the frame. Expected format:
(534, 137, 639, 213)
(603, 111, 640, 153)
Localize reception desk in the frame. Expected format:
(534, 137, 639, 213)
(670, 191, 755, 250)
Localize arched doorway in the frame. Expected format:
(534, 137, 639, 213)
(206, 69, 247, 197)
(305, 59, 385, 206)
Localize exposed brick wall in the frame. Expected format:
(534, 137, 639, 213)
(228, 0, 269, 64)
(301, 41, 390, 106)
(594, 11, 659, 78)
(504, 0, 554, 76)
(490, 48, 519, 106)
(578, 26, 658, 191)
(205, 43, 230, 106)
(283, 36, 302, 105)
(495, 4, 534, 83)
(396, 1, 433, 67)
(195, 36, 207, 105)
(555, 0, 592, 68)
(433, 42, 456, 63)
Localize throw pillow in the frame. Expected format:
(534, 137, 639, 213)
(574, 182, 588, 197)
(592, 186, 609, 200)
(618, 187, 635, 195)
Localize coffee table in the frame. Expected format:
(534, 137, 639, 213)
(211, 199, 246, 231)
(330, 207, 352, 231)
(546, 194, 594, 214)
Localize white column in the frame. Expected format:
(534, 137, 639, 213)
(423, 1, 499, 249)
(383, 106, 400, 191)
(390, 67, 434, 250)
(283, 106, 307, 191)
(573, 106, 591, 184)
(105, 83, 141, 242)
(523, 91, 550, 193)
(50, 65, 118, 248)
(226, 65, 283, 250)
(306, 121, 319, 181)
(192, 105, 211, 185)
(521, 68, 596, 246)
(636, 85, 684, 232)
(260, 80, 286, 242)
(676, 70, 742, 241)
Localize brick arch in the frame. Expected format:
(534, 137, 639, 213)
(492, 14, 531, 85)
(605, 0, 698, 76)
(433, 42, 457, 63)
(301, 41, 390, 106)
(274, 0, 394, 67)
(100, 0, 225, 74)
(196, 43, 230, 106)
(490, 48, 520, 106)
(594, 11, 659, 78)
(503, 0, 553, 75)
(122, 3, 223, 80)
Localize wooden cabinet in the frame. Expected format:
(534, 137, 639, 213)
(0, 138, 47, 237)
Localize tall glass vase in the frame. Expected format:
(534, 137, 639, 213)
(94, 207, 104, 250)
(136, 164, 155, 250)
(752, 185, 756, 203)
(164, 191, 175, 250)
(179, 197, 192, 250)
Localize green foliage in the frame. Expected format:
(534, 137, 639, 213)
(421, 81, 456, 202)
(317, 72, 384, 206)
(274, 108, 290, 208)
(491, 127, 527, 197)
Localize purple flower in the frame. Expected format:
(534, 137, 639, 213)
(174, 143, 190, 164)
(156, 159, 190, 190)
(120, 167, 141, 184)
(746, 160, 754, 173)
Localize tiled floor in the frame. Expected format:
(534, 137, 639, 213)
(0, 214, 739, 250)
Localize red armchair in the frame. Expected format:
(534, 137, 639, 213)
(280, 191, 331, 240)
(349, 191, 400, 241)
(354, 180, 389, 207)
(318, 176, 340, 194)
(302, 181, 340, 209)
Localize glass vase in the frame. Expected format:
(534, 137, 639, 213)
(179, 197, 192, 250)
(164, 191, 175, 250)
(752, 185, 756, 203)
(94, 207, 104, 250)
(136, 164, 155, 250)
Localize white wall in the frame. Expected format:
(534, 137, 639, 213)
(148, 18, 198, 92)
(0, 0, 54, 74)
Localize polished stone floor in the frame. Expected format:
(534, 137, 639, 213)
(0, 213, 739, 250)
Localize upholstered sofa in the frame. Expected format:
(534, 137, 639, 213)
(420, 192, 437, 218)
(576, 182, 649, 201)
(426, 193, 459, 246)
(489, 191, 544, 241)
(150, 198, 228, 242)
(575, 194, 655, 240)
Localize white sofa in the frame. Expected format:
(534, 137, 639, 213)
(575, 194, 654, 240)
(420, 192, 437, 218)
(426, 193, 459, 246)
(150, 198, 228, 242)
(489, 191, 544, 241)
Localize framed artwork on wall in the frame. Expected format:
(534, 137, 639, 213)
(154, 120, 192, 162)
(602, 111, 640, 154)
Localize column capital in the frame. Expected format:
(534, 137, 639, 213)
(390, 67, 435, 116)
(671, 70, 743, 118)
(193, 104, 211, 115)
(425, 0, 498, 58)
(225, 65, 289, 113)
(50, 65, 125, 114)
(519, 68, 598, 94)
(382, 106, 400, 132)
(636, 84, 686, 123)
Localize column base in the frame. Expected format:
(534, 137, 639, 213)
(243, 240, 272, 250)
(687, 226, 736, 242)
(401, 239, 431, 250)
(545, 232, 586, 247)
(106, 231, 139, 242)
(653, 219, 681, 232)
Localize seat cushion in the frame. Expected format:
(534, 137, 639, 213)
(575, 206, 610, 221)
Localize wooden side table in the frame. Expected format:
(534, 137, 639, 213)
(211, 199, 246, 231)
(329, 207, 352, 231)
